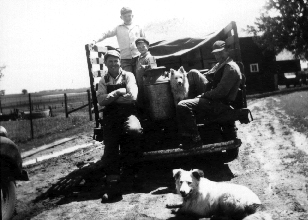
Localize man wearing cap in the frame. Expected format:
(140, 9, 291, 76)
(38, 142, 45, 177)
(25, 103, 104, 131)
(176, 40, 248, 149)
(96, 50, 143, 202)
(91, 7, 145, 73)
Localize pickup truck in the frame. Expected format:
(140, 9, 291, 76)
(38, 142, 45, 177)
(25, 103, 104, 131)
(276, 59, 302, 88)
(85, 21, 251, 164)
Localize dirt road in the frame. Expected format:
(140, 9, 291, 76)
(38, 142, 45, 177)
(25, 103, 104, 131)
(12, 94, 308, 220)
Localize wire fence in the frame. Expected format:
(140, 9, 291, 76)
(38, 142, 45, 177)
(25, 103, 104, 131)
(0, 90, 93, 141)
(0, 91, 91, 117)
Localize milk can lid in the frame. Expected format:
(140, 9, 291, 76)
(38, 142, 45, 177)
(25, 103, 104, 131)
(143, 66, 169, 85)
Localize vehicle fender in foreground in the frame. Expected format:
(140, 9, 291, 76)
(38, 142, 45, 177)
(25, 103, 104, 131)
(0, 137, 29, 181)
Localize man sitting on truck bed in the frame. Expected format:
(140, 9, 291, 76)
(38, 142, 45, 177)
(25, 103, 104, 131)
(176, 40, 249, 149)
(96, 50, 143, 202)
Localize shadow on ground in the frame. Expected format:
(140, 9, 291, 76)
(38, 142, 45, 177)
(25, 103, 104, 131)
(34, 154, 235, 207)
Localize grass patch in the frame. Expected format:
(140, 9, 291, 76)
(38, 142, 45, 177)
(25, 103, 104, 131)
(274, 91, 308, 135)
(0, 113, 95, 152)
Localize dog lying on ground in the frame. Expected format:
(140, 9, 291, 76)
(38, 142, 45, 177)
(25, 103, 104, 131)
(169, 169, 272, 220)
(169, 66, 189, 107)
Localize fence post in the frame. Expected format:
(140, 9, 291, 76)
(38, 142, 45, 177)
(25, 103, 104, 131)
(28, 93, 34, 139)
(64, 93, 68, 118)
(87, 90, 92, 121)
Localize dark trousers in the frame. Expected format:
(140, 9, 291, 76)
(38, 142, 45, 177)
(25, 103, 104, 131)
(121, 57, 138, 75)
(176, 69, 240, 140)
(102, 104, 142, 175)
(187, 69, 211, 98)
(176, 98, 232, 138)
(177, 98, 242, 143)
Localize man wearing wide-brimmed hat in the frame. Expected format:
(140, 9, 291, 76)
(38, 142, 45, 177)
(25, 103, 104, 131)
(176, 40, 249, 149)
(91, 7, 145, 74)
(96, 50, 142, 202)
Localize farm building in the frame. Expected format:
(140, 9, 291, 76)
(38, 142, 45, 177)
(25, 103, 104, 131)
(238, 37, 277, 94)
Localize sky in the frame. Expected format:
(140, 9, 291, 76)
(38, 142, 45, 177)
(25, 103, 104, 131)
(0, 0, 280, 94)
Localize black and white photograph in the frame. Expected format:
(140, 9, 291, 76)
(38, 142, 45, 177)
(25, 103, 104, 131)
(1, 0, 307, 219)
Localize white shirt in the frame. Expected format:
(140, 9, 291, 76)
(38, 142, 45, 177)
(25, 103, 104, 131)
(98, 23, 145, 59)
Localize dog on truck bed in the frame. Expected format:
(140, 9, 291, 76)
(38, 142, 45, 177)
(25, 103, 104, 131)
(169, 66, 189, 107)
(169, 169, 272, 220)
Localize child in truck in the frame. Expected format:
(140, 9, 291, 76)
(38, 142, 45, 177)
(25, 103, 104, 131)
(134, 37, 157, 108)
(91, 7, 145, 74)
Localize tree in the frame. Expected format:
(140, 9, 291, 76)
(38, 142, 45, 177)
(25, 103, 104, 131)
(246, 0, 308, 59)
(22, 89, 28, 95)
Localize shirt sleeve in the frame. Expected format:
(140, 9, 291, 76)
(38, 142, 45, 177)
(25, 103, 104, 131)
(115, 72, 138, 103)
(96, 77, 120, 106)
(201, 65, 239, 100)
(97, 26, 117, 43)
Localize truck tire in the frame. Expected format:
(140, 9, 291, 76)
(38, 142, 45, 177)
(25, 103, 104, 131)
(1, 179, 16, 220)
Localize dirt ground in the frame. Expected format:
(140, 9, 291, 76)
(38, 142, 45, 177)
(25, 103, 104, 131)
(12, 94, 308, 220)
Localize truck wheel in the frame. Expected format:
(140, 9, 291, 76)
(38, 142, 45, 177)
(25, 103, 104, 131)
(224, 148, 239, 163)
(286, 84, 290, 88)
(1, 179, 16, 220)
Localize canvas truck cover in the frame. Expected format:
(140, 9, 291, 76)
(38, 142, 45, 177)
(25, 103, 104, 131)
(148, 21, 241, 71)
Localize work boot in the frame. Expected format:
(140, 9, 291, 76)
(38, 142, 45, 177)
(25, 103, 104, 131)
(101, 174, 122, 203)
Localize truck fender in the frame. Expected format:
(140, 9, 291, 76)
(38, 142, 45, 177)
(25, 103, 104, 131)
(0, 137, 22, 178)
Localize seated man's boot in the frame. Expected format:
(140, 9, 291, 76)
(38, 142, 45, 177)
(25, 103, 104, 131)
(221, 123, 238, 141)
(101, 174, 122, 203)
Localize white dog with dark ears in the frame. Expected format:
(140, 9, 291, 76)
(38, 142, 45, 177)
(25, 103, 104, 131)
(170, 169, 272, 220)
(169, 66, 189, 107)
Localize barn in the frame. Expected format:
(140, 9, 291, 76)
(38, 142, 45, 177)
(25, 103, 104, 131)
(238, 37, 277, 94)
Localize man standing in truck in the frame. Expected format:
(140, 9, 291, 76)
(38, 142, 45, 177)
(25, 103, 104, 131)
(91, 7, 145, 74)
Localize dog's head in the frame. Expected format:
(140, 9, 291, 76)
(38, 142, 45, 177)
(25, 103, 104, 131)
(169, 66, 187, 86)
(173, 169, 204, 200)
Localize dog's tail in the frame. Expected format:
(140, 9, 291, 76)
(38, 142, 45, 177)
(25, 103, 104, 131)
(243, 212, 273, 220)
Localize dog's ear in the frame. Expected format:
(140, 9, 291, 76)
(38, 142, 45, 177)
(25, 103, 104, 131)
(170, 69, 175, 76)
(172, 169, 182, 180)
(192, 169, 204, 180)
(179, 66, 185, 73)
